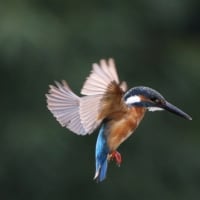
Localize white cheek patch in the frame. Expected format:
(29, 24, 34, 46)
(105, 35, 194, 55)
(125, 95, 141, 104)
(148, 107, 164, 112)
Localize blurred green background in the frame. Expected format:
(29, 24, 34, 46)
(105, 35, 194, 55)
(0, 0, 199, 199)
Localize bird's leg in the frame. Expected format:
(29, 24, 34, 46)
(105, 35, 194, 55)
(108, 151, 122, 166)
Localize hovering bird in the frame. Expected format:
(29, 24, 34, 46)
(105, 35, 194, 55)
(46, 58, 192, 182)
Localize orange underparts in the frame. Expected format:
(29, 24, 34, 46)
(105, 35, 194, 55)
(108, 151, 122, 166)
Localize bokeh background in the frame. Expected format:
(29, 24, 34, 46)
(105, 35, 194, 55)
(0, 0, 199, 199)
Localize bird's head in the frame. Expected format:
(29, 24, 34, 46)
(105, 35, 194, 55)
(124, 86, 192, 120)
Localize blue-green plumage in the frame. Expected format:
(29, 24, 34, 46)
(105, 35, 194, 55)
(94, 123, 109, 182)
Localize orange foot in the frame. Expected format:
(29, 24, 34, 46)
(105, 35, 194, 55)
(109, 151, 122, 166)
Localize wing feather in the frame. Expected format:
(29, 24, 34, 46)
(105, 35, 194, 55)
(46, 81, 87, 135)
(79, 95, 102, 134)
(81, 58, 123, 96)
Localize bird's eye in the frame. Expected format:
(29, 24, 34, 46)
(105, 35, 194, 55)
(151, 97, 160, 104)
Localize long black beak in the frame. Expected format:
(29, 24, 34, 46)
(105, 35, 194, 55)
(162, 101, 192, 120)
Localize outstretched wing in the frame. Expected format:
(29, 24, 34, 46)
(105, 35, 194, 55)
(46, 58, 128, 135)
(46, 81, 87, 135)
(80, 58, 128, 133)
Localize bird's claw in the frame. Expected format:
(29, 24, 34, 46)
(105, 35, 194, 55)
(108, 151, 122, 166)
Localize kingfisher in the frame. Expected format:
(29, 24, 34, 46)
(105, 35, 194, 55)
(46, 58, 192, 182)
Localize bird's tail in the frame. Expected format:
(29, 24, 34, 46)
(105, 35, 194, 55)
(94, 157, 108, 182)
(94, 124, 109, 182)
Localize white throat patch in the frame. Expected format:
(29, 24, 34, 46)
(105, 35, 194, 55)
(148, 107, 164, 112)
(125, 95, 141, 104)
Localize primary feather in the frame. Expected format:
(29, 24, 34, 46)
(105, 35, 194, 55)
(46, 81, 87, 135)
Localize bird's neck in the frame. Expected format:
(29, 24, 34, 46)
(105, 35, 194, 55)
(128, 107, 146, 127)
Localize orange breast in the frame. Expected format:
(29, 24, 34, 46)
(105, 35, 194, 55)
(106, 107, 146, 152)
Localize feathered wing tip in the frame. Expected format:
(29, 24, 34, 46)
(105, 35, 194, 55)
(81, 58, 126, 96)
(46, 80, 87, 135)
